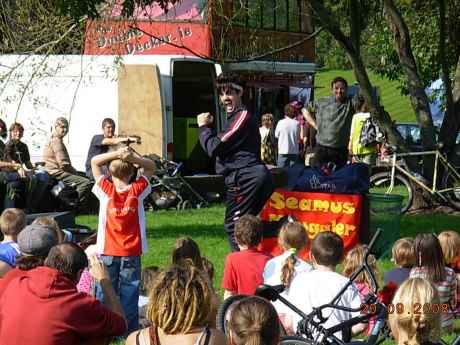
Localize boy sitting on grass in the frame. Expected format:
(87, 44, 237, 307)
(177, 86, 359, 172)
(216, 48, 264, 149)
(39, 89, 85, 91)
(383, 237, 415, 287)
(222, 215, 271, 299)
(91, 146, 155, 333)
(289, 232, 365, 339)
(0, 208, 26, 277)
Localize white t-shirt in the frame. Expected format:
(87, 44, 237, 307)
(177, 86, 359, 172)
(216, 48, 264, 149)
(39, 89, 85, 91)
(275, 117, 300, 155)
(288, 269, 362, 339)
(259, 126, 270, 140)
(263, 252, 313, 315)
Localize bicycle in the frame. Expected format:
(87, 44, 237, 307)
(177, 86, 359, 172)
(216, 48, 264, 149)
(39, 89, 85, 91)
(216, 229, 388, 345)
(369, 145, 460, 213)
(256, 229, 387, 345)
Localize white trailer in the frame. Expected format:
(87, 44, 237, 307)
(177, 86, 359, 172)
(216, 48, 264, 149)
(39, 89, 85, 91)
(0, 54, 221, 172)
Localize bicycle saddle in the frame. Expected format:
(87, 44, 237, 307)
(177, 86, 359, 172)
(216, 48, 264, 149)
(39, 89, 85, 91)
(255, 284, 285, 301)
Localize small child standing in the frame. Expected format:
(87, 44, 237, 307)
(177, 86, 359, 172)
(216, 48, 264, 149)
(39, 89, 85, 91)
(438, 230, 460, 317)
(384, 238, 415, 287)
(0, 208, 26, 277)
(91, 146, 155, 333)
(222, 215, 272, 299)
(342, 244, 381, 335)
(263, 221, 312, 321)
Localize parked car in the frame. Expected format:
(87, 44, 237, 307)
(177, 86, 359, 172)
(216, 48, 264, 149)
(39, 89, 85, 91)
(395, 122, 460, 151)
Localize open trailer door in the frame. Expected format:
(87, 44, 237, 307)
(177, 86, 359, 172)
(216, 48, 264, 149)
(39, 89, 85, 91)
(118, 64, 164, 157)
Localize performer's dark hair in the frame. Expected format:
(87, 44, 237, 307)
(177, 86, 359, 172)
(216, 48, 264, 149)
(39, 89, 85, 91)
(216, 73, 246, 91)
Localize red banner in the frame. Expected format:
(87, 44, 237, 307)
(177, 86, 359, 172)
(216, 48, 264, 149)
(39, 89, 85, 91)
(258, 189, 362, 259)
(84, 20, 211, 57)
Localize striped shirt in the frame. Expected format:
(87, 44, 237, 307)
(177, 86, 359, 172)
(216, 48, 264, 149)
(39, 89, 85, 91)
(410, 266, 457, 331)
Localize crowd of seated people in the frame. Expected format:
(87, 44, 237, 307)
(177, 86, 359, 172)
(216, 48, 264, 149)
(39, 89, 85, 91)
(0, 122, 458, 345)
(0, 116, 140, 213)
(0, 199, 458, 344)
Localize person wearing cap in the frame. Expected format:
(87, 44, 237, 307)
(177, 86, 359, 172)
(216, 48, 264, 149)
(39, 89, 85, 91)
(0, 242, 127, 345)
(0, 223, 58, 296)
(197, 73, 274, 251)
(275, 103, 301, 167)
(303, 77, 358, 170)
(43, 117, 92, 207)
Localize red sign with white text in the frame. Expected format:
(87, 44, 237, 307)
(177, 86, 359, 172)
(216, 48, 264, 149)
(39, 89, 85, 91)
(84, 20, 211, 57)
(258, 189, 362, 259)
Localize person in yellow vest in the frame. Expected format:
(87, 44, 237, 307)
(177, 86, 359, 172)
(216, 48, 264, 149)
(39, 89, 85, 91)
(348, 98, 378, 167)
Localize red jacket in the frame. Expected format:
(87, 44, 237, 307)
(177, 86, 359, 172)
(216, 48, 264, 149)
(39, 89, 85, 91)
(0, 266, 126, 345)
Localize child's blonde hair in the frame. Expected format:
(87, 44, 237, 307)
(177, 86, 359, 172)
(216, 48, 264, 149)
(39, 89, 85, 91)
(108, 159, 135, 179)
(342, 244, 380, 289)
(32, 217, 66, 244)
(392, 238, 416, 268)
(389, 278, 441, 345)
(278, 221, 308, 288)
(438, 230, 460, 265)
(261, 113, 274, 127)
(0, 208, 26, 236)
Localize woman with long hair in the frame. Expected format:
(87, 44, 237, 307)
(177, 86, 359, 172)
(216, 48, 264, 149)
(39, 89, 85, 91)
(126, 265, 226, 345)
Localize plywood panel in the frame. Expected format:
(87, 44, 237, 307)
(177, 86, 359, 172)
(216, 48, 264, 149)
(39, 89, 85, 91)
(118, 64, 163, 156)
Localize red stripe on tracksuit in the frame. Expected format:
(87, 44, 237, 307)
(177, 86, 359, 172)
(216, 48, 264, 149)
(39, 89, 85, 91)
(220, 110, 249, 142)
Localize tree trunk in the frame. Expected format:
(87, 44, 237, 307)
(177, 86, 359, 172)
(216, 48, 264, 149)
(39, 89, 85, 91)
(440, 54, 460, 153)
(308, 1, 405, 150)
(383, 0, 437, 180)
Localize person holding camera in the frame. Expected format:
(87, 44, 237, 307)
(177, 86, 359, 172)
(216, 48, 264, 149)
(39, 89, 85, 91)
(85, 118, 140, 180)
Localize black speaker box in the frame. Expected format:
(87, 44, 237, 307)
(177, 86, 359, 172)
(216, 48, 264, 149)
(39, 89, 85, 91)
(26, 211, 75, 229)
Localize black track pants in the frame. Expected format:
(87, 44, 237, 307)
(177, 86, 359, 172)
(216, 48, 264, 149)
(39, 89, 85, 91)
(223, 164, 274, 251)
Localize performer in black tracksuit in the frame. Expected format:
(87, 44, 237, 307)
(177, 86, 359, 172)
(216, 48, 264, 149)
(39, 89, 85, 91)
(197, 74, 274, 251)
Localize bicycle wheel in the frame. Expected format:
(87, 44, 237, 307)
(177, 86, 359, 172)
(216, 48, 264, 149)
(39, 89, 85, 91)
(216, 294, 248, 335)
(369, 172, 414, 213)
(279, 336, 314, 345)
(441, 170, 460, 210)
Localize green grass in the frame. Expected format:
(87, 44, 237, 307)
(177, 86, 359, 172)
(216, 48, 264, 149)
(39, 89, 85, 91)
(77, 205, 460, 344)
(315, 69, 416, 123)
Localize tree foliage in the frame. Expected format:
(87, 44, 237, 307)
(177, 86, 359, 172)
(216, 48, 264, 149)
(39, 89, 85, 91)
(0, 0, 85, 54)
(53, 0, 180, 19)
(365, 0, 460, 95)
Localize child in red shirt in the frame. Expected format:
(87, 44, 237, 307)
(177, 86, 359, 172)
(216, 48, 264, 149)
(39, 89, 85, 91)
(222, 215, 271, 299)
(91, 146, 155, 333)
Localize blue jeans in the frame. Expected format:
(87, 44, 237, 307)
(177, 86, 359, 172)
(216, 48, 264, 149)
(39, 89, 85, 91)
(95, 255, 141, 334)
(277, 154, 299, 168)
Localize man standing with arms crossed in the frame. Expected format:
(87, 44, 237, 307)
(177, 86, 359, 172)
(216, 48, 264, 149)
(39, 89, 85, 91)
(197, 74, 274, 251)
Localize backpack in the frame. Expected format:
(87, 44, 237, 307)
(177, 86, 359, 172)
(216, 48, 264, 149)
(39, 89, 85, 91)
(260, 130, 276, 165)
(359, 117, 383, 147)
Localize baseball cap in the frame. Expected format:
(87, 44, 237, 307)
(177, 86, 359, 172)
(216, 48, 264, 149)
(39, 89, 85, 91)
(18, 224, 58, 256)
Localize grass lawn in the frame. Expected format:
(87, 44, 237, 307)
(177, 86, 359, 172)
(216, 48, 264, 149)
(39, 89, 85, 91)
(315, 69, 416, 123)
(77, 204, 460, 344)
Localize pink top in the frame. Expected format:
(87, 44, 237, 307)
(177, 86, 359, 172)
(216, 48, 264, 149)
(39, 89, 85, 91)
(355, 282, 375, 335)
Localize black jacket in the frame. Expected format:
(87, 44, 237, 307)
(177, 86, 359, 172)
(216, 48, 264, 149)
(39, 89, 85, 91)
(199, 107, 261, 175)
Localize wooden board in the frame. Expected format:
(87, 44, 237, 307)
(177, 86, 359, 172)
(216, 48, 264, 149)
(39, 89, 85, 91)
(118, 64, 164, 156)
